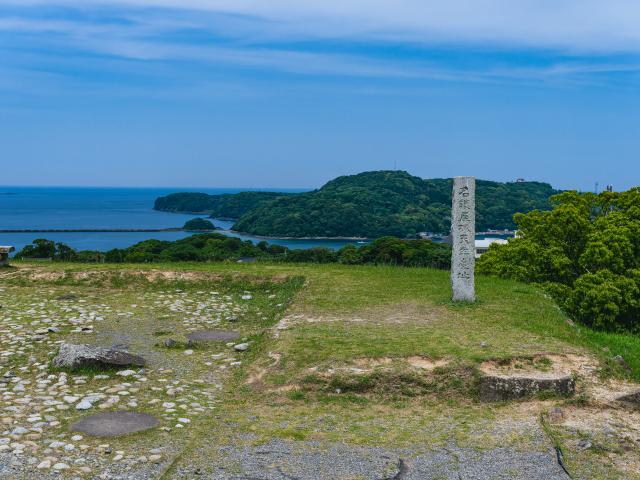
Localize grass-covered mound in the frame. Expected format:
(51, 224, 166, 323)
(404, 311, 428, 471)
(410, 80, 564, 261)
(183, 218, 215, 231)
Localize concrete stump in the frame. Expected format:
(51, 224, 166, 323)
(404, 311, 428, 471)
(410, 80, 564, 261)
(479, 374, 575, 402)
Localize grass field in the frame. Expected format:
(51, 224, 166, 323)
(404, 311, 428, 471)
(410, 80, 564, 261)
(2, 261, 640, 479)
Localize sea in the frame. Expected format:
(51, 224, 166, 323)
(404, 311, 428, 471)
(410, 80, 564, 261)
(0, 186, 368, 254)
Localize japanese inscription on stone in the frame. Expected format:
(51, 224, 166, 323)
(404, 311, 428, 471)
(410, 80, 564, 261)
(451, 176, 476, 302)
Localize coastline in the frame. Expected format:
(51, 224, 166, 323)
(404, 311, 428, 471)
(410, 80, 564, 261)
(154, 210, 371, 241)
(226, 230, 369, 241)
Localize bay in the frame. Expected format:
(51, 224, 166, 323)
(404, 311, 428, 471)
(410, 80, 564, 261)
(0, 186, 366, 253)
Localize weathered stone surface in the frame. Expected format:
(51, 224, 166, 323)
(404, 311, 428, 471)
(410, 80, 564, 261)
(615, 390, 640, 405)
(70, 412, 159, 437)
(451, 176, 476, 302)
(479, 374, 575, 402)
(56, 294, 78, 301)
(186, 330, 240, 342)
(52, 343, 146, 369)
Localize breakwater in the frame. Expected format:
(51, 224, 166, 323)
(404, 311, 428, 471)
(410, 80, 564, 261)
(0, 228, 195, 233)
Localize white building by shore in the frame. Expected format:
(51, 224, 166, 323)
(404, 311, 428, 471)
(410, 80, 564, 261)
(475, 238, 508, 258)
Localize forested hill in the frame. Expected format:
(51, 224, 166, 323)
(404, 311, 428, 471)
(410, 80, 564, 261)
(154, 191, 292, 218)
(155, 171, 560, 238)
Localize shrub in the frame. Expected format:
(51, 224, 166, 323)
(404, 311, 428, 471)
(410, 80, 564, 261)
(183, 218, 215, 231)
(479, 188, 640, 332)
(18, 234, 452, 270)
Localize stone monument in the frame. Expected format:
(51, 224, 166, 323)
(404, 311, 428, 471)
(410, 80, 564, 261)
(451, 177, 475, 302)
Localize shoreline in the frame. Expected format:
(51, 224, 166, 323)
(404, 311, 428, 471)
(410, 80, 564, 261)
(155, 210, 371, 241)
(226, 230, 370, 241)
(0, 228, 218, 233)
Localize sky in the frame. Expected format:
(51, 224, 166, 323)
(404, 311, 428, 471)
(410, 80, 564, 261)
(1, 1, 639, 190)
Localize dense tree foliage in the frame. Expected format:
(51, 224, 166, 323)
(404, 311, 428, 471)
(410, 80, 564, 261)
(154, 191, 292, 218)
(16, 239, 103, 262)
(18, 234, 452, 269)
(155, 171, 558, 238)
(183, 218, 215, 231)
(16, 239, 56, 259)
(478, 188, 640, 332)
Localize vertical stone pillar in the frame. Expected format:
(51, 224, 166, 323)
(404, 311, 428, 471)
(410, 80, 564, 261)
(451, 177, 476, 302)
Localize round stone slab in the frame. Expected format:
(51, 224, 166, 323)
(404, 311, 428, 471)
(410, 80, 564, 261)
(70, 412, 159, 437)
(186, 330, 241, 342)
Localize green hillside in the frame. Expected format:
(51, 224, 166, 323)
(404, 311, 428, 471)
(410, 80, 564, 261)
(155, 171, 559, 238)
(235, 171, 558, 237)
(154, 191, 292, 218)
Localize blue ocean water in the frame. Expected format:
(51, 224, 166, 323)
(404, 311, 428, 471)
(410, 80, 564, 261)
(0, 186, 365, 253)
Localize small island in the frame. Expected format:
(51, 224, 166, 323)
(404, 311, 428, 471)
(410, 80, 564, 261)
(183, 218, 216, 231)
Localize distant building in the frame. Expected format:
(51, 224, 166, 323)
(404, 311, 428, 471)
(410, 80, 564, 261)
(0, 246, 15, 266)
(236, 257, 256, 264)
(475, 238, 508, 258)
(515, 178, 526, 183)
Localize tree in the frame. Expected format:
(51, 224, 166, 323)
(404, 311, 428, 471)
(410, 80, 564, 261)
(478, 187, 640, 332)
(18, 239, 56, 259)
(55, 242, 77, 261)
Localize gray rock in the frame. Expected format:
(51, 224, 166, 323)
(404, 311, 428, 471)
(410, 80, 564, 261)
(576, 438, 592, 450)
(615, 390, 640, 405)
(163, 338, 177, 348)
(547, 407, 565, 423)
(479, 374, 575, 402)
(234, 343, 249, 352)
(52, 343, 146, 370)
(76, 400, 93, 410)
(613, 355, 631, 371)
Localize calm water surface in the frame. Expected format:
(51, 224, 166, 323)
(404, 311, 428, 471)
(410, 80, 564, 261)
(0, 187, 365, 253)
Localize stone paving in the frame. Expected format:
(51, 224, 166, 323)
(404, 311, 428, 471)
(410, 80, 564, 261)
(0, 279, 265, 478)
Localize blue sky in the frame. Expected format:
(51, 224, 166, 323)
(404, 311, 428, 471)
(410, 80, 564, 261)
(1, 1, 639, 190)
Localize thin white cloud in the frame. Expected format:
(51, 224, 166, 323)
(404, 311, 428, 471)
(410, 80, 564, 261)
(4, 0, 640, 52)
(1, 1, 640, 92)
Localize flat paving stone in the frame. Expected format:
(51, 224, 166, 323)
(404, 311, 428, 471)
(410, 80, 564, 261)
(186, 330, 241, 342)
(70, 411, 159, 437)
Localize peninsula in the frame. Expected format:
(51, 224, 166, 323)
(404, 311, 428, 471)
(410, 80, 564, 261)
(154, 171, 559, 238)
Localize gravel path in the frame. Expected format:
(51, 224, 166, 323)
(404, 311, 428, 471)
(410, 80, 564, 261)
(170, 439, 569, 479)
